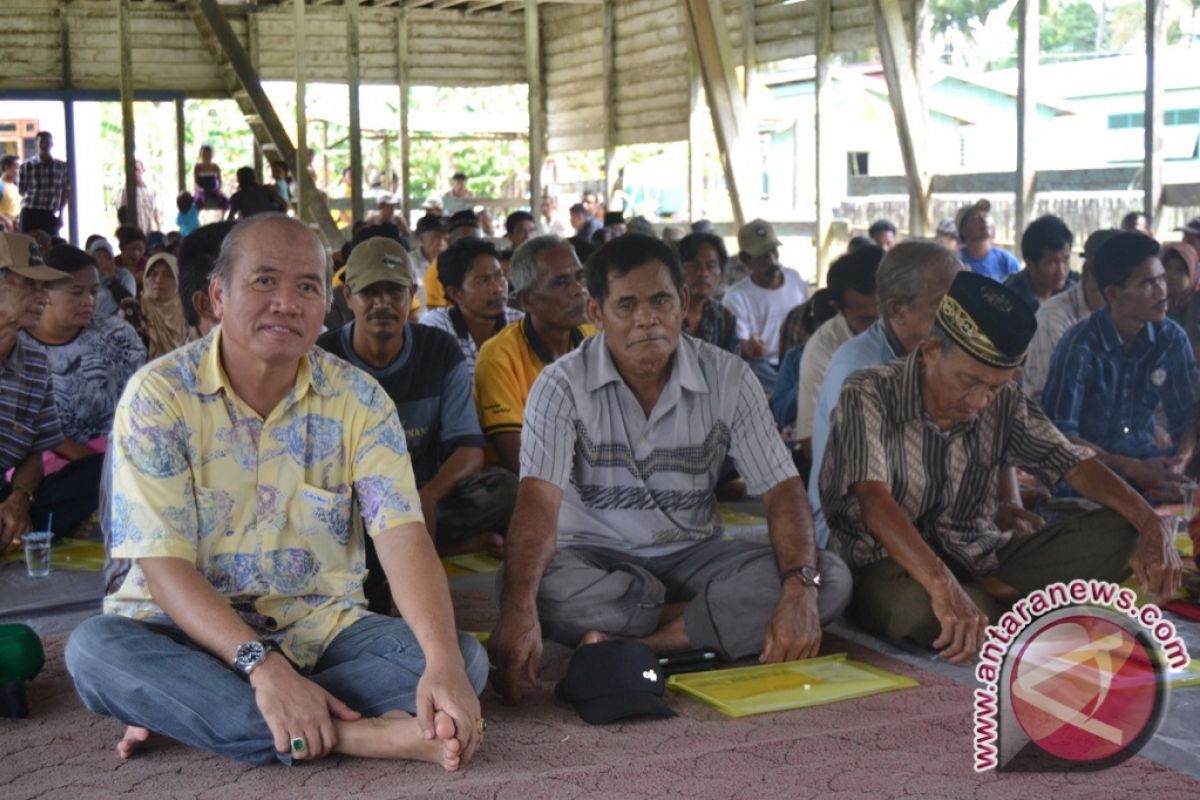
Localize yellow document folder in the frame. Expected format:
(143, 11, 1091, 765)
(667, 653, 918, 718)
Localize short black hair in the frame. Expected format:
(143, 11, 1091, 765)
(802, 288, 837, 336)
(846, 235, 875, 253)
(868, 219, 896, 238)
(176, 191, 194, 213)
(236, 166, 255, 186)
(585, 234, 683, 307)
(44, 244, 95, 275)
(1120, 211, 1150, 231)
(115, 225, 146, 247)
(569, 203, 587, 216)
(677, 232, 728, 270)
(1020, 215, 1074, 264)
(178, 221, 234, 326)
(438, 238, 499, 293)
(505, 210, 535, 233)
(0, 155, 17, 171)
(1093, 232, 1161, 296)
(826, 246, 883, 306)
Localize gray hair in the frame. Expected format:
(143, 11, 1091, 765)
(510, 234, 573, 293)
(211, 213, 332, 310)
(875, 239, 960, 322)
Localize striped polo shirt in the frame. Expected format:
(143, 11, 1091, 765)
(0, 336, 64, 473)
(520, 331, 797, 557)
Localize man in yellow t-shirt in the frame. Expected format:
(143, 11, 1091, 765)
(423, 210, 483, 310)
(0, 156, 21, 231)
(475, 235, 594, 475)
(66, 214, 486, 769)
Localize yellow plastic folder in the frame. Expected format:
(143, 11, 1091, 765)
(2, 537, 106, 572)
(440, 552, 502, 576)
(667, 653, 918, 717)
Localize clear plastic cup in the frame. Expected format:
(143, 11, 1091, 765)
(23, 531, 51, 577)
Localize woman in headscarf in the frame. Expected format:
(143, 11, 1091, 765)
(121, 252, 188, 359)
(1162, 241, 1200, 358)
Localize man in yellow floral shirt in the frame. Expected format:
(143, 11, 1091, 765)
(65, 214, 487, 769)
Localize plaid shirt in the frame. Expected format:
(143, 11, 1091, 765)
(18, 155, 70, 212)
(1042, 307, 1199, 459)
(821, 351, 1090, 577)
(683, 297, 739, 353)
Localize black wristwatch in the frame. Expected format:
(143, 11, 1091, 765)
(780, 565, 821, 588)
(232, 640, 275, 678)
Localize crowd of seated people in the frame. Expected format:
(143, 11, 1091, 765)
(1, 152, 1193, 778)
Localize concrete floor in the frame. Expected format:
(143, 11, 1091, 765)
(4, 549, 1199, 779)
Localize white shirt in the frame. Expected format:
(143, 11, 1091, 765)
(795, 314, 855, 441)
(1023, 281, 1092, 400)
(720, 268, 809, 365)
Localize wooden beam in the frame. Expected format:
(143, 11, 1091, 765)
(526, 0, 545, 217)
(1144, 0, 1165, 226)
(118, 0, 138, 232)
(740, 0, 754, 102)
(347, 0, 364, 225)
(1014, 0, 1038, 239)
(687, 22, 701, 222)
(248, 10, 264, 184)
(814, 0, 832, 285)
(871, 0, 931, 236)
(398, 11, 412, 219)
(681, 0, 756, 227)
(601, 0, 616, 211)
(175, 98, 187, 198)
(60, 8, 78, 245)
(295, 0, 307, 215)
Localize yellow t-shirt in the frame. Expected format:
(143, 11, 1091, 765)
(423, 260, 447, 309)
(474, 318, 596, 440)
(104, 327, 424, 669)
(0, 182, 19, 220)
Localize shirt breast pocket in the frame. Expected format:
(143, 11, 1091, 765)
(290, 483, 354, 546)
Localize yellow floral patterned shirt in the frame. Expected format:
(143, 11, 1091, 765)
(103, 327, 423, 669)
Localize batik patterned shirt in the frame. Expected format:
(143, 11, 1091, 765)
(103, 327, 424, 669)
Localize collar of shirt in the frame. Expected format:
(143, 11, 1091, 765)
(522, 314, 584, 365)
(195, 326, 333, 403)
(878, 318, 903, 361)
(1094, 306, 1156, 355)
(582, 331, 709, 397)
(0, 336, 32, 375)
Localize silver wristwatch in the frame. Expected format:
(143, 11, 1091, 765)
(232, 640, 273, 678)
(780, 565, 822, 588)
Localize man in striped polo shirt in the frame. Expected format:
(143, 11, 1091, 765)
(488, 234, 851, 703)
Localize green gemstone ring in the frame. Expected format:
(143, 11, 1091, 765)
(290, 737, 306, 753)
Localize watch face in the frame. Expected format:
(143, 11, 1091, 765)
(801, 566, 821, 586)
(235, 641, 266, 673)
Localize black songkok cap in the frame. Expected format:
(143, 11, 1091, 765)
(604, 211, 626, 227)
(935, 271, 1036, 369)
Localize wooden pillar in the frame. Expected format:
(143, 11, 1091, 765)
(294, 0, 307, 214)
(601, 0, 616, 211)
(871, 0, 931, 237)
(175, 98, 187, 197)
(60, 10, 78, 245)
(740, 0, 755, 102)
(682, 0, 757, 227)
(814, 0, 833, 285)
(118, 0, 137, 231)
(1144, 0, 1165, 224)
(397, 12, 411, 220)
(347, 0, 364, 224)
(526, 0, 545, 216)
(1015, 0, 1039, 239)
(687, 34, 702, 221)
(248, 12, 263, 183)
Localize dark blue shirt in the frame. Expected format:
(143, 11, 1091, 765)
(1041, 308, 1198, 459)
(1004, 270, 1080, 312)
(960, 247, 1021, 282)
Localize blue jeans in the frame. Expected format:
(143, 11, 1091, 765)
(65, 613, 489, 765)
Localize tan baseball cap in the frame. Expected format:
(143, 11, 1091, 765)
(737, 218, 781, 258)
(0, 232, 70, 283)
(343, 238, 414, 293)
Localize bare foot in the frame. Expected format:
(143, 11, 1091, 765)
(116, 725, 152, 759)
(336, 710, 463, 770)
(580, 630, 613, 646)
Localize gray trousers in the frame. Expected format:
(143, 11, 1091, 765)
(532, 538, 852, 660)
(66, 613, 489, 765)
